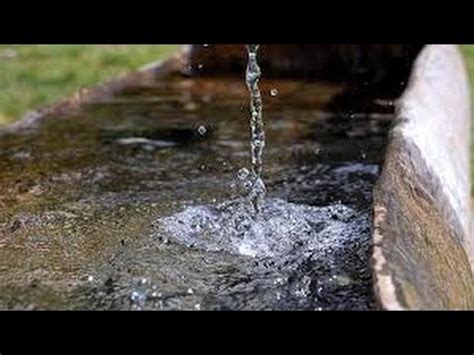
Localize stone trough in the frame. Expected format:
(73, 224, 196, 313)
(0, 44, 472, 310)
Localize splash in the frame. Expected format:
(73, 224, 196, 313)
(159, 197, 367, 260)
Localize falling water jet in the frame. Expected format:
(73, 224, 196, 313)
(245, 44, 266, 215)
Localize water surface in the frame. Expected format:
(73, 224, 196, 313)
(0, 72, 393, 310)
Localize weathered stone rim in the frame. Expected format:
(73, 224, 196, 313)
(372, 45, 474, 310)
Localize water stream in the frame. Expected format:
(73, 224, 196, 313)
(245, 44, 266, 214)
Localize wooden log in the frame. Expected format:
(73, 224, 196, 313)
(372, 45, 474, 310)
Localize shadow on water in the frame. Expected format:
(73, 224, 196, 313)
(0, 73, 393, 310)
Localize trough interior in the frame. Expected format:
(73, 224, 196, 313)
(189, 45, 423, 96)
(0, 45, 425, 310)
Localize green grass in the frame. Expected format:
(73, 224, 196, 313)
(461, 45, 474, 83)
(460, 45, 474, 188)
(0, 45, 179, 125)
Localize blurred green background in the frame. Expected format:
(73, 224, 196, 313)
(0, 45, 179, 125)
(1, 45, 474, 184)
(1, 45, 473, 124)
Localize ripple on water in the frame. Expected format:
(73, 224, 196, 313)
(147, 197, 375, 310)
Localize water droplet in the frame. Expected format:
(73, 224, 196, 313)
(237, 167, 250, 180)
(197, 125, 207, 136)
(87, 275, 94, 282)
(184, 102, 198, 112)
(329, 274, 353, 287)
(270, 88, 278, 97)
(130, 290, 146, 309)
(361, 153, 367, 159)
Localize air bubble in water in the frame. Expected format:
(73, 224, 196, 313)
(130, 278, 151, 310)
(270, 88, 278, 97)
(197, 125, 207, 136)
(130, 290, 146, 309)
(237, 167, 250, 180)
(243, 180, 252, 190)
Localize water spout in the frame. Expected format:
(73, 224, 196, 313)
(245, 44, 266, 214)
